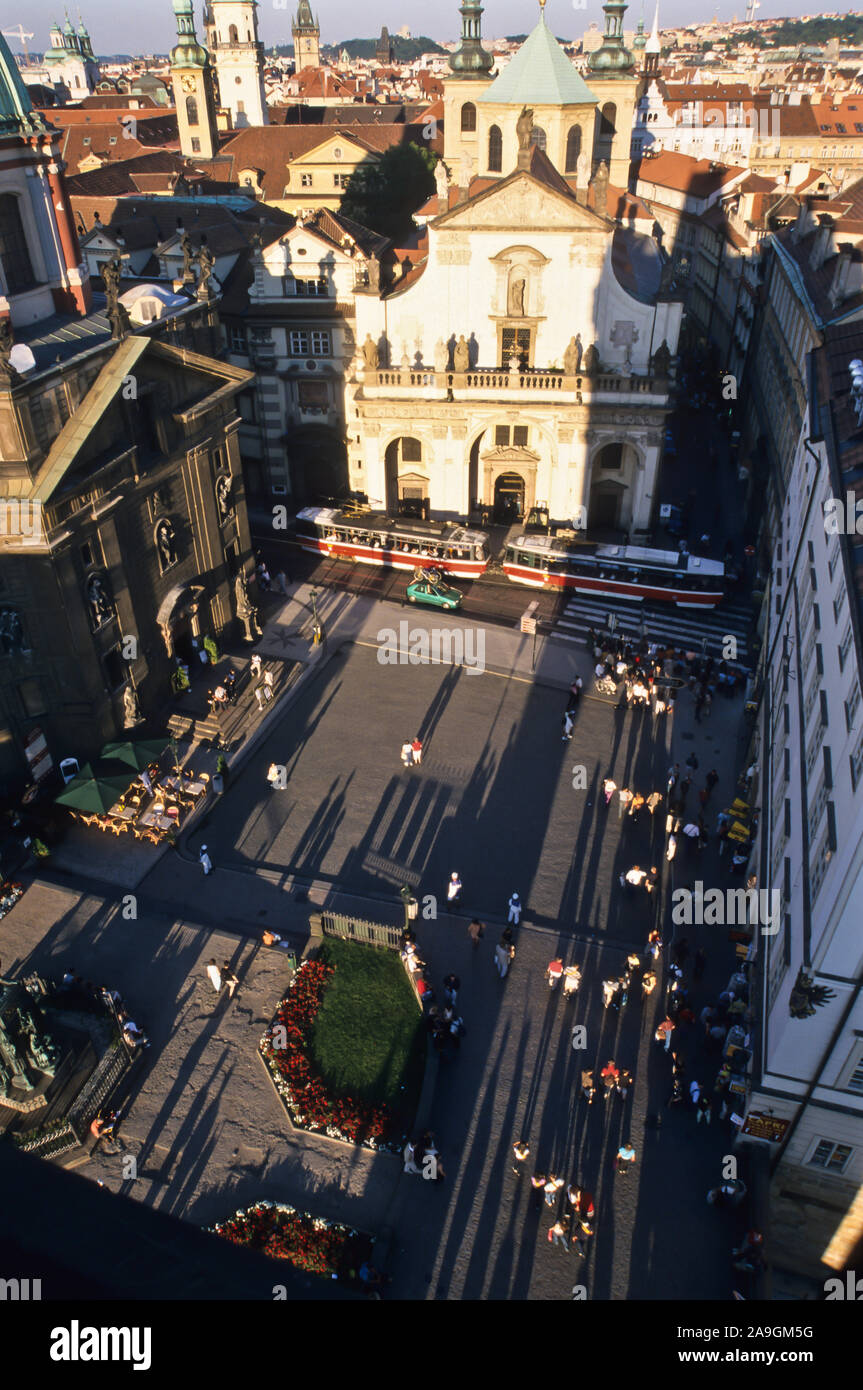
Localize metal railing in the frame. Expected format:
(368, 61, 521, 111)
(67, 1041, 134, 1142)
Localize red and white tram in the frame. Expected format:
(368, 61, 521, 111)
(502, 535, 725, 609)
(294, 508, 490, 579)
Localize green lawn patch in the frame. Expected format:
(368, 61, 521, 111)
(309, 937, 425, 1119)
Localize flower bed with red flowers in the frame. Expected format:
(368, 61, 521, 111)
(260, 957, 402, 1150)
(211, 1201, 373, 1281)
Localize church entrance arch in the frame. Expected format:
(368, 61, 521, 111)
(493, 472, 526, 524)
(588, 480, 626, 531)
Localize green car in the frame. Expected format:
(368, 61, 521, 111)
(406, 573, 463, 611)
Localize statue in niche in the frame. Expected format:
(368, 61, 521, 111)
(564, 334, 583, 375)
(651, 339, 672, 377)
(367, 254, 381, 293)
(0, 609, 25, 654)
(155, 519, 177, 569)
(362, 334, 380, 371)
(453, 336, 470, 374)
(576, 152, 590, 186)
(434, 339, 449, 374)
(123, 684, 143, 729)
(516, 106, 534, 152)
(215, 474, 232, 518)
(508, 277, 526, 317)
(234, 571, 262, 643)
(87, 574, 114, 627)
(582, 342, 600, 376)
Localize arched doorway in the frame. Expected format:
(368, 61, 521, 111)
(494, 472, 526, 524)
(385, 437, 426, 516)
(588, 480, 626, 530)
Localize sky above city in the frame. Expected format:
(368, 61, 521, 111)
(3, 1, 857, 57)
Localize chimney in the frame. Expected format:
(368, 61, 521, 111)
(829, 244, 854, 306)
(809, 217, 836, 271)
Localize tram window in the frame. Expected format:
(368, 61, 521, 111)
(505, 547, 514, 563)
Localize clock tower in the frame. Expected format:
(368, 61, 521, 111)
(170, 0, 220, 159)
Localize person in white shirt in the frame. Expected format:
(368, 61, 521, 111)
(199, 846, 213, 875)
(507, 892, 522, 925)
(205, 959, 221, 991)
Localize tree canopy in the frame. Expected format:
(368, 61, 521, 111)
(340, 142, 437, 242)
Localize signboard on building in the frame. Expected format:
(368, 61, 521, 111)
(24, 727, 53, 784)
(741, 1112, 791, 1143)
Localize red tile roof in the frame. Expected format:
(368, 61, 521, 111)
(635, 150, 747, 197)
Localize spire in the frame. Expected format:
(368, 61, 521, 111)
(172, 0, 209, 68)
(449, 0, 493, 77)
(644, 1, 661, 72)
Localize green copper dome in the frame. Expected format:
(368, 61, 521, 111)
(0, 31, 49, 134)
(449, 0, 493, 77)
(633, 20, 646, 51)
(588, 0, 635, 75)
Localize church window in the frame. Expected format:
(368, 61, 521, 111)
(488, 124, 502, 172)
(600, 102, 617, 136)
(186, 95, 199, 126)
(461, 102, 477, 134)
(191, 137, 201, 153)
(0, 195, 36, 295)
(529, 125, 547, 152)
(566, 125, 582, 172)
(229, 24, 239, 42)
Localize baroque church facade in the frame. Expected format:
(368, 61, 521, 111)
(347, 3, 682, 534)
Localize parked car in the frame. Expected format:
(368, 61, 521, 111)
(406, 572, 463, 611)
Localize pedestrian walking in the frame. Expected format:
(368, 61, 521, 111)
(530, 1172, 546, 1208)
(443, 973, 460, 1006)
(254, 687, 265, 714)
(666, 1077, 685, 1108)
(618, 787, 633, 820)
(696, 1094, 712, 1124)
(562, 710, 574, 742)
(603, 777, 617, 805)
(573, 1218, 594, 1258)
(507, 892, 522, 925)
(666, 833, 677, 862)
(549, 1220, 569, 1251)
(263, 669, 275, 698)
(547, 958, 564, 990)
(250, 653, 262, 680)
(567, 1185, 595, 1221)
(602, 978, 619, 1010)
(563, 963, 582, 996)
(655, 1016, 675, 1051)
(685, 752, 699, 774)
(468, 918, 485, 950)
(616, 1068, 633, 1099)
(220, 961, 239, 999)
(689, 1079, 702, 1107)
(400, 740, 413, 768)
(403, 1140, 421, 1175)
(615, 1142, 636, 1175)
(600, 1060, 620, 1100)
(512, 1140, 530, 1177)
(667, 763, 680, 793)
(580, 1068, 595, 1103)
(411, 736, 423, 766)
(199, 845, 213, 875)
(628, 792, 646, 821)
(446, 872, 462, 910)
(646, 929, 662, 960)
(544, 1174, 564, 1206)
(494, 936, 514, 978)
(205, 958, 221, 991)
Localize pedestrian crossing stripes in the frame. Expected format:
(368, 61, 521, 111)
(549, 592, 751, 661)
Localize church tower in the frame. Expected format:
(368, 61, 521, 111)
(209, 1, 269, 129)
(292, 2, 321, 71)
(644, 2, 661, 79)
(0, 32, 92, 321)
(170, 0, 220, 159)
(443, 0, 494, 176)
(587, 0, 638, 184)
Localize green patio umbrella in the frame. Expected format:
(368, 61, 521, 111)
(54, 762, 137, 815)
(100, 738, 170, 772)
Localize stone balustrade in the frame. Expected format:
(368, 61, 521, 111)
(360, 367, 667, 397)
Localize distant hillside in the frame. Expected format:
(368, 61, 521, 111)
(735, 16, 863, 48)
(328, 36, 447, 60)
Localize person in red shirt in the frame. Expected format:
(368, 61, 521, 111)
(547, 958, 564, 989)
(600, 1060, 620, 1100)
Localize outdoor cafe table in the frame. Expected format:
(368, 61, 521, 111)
(108, 803, 137, 822)
(139, 811, 174, 833)
(162, 776, 206, 797)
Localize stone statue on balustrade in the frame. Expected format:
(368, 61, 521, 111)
(434, 339, 449, 374)
(123, 684, 143, 730)
(235, 571, 263, 643)
(453, 335, 470, 374)
(362, 334, 380, 372)
(516, 106, 534, 152)
(367, 255, 381, 293)
(650, 339, 672, 377)
(564, 334, 583, 375)
(582, 342, 600, 376)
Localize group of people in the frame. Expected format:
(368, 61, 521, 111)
(58, 969, 150, 1050)
(511, 1145, 597, 1256)
(402, 1130, 445, 1182)
(400, 737, 424, 768)
(205, 957, 240, 1000)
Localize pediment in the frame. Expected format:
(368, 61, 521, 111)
(434, 172, 609, 234)
(480, 446, 542, 463)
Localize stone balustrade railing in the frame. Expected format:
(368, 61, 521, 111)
(362, 368, 666, 394)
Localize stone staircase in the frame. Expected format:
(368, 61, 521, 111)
(167, 656, 292, 751)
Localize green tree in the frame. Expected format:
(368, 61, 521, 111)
(341, 143, 437, 243)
